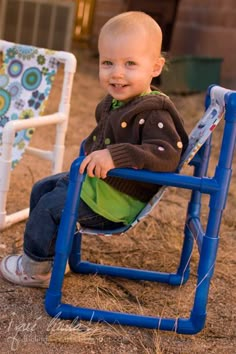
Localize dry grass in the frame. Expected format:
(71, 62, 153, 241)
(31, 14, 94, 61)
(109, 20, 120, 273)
(0, 49, 235, 354)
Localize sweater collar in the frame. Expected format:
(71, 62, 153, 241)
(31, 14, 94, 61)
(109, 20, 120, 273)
(110, 87, 168, 111)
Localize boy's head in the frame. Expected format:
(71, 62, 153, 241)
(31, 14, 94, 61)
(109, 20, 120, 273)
(98, 11, 165, 102)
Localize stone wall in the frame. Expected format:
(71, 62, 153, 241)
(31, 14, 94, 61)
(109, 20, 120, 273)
(171, 0, 236, 88)
(90, 0, 126, 50)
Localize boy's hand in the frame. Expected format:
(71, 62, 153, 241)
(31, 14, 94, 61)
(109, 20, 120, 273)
(79, 149, 115, 179)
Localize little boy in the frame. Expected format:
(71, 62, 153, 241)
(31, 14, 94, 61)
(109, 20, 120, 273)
(0, 11, 188, 288)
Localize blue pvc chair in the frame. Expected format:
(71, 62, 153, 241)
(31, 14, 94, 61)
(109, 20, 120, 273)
(45, 85, 236, 334)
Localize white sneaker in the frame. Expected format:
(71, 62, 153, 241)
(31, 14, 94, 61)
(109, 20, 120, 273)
(0, 255, 51, 288)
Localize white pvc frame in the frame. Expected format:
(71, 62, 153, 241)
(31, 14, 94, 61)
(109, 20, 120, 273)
(0, 39, 77, 230)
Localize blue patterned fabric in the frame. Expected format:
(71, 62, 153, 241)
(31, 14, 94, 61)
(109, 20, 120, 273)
(0, 43, 60, 168)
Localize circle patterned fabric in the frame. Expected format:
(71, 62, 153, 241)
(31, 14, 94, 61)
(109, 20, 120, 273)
(22, 67, 42, 90)
(0, 43, 60, 169)
(8, 59, 23, 78)
(0, 88, 11, 116)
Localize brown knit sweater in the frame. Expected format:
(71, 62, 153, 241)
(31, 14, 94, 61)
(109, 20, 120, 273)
(84, 92, 188, 202)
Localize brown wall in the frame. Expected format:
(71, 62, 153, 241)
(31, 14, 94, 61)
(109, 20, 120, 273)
(90, 0, 179, 51)
(170, 0, 236, 88)
(90, 0, 126, 50)
(90, 0, 236, 89)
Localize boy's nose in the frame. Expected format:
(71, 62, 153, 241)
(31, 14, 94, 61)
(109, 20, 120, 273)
(111, 65, 124, 78)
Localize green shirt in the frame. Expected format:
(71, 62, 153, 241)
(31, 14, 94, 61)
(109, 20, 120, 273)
(81, 175, 145, 225)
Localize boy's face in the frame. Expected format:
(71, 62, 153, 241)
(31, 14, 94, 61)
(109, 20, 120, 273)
(98, 30, 164, 102)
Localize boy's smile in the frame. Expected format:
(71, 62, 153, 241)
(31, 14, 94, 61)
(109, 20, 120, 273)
(109, 83, 130, 96)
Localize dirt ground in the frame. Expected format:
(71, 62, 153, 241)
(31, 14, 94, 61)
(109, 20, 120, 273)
(0, 49, 235, 354)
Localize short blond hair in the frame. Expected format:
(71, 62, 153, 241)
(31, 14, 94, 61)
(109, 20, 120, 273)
(98, 11, 163, 57)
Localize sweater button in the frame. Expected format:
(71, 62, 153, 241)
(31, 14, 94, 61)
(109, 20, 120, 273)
(139, 118, 145, 125)
(177, 141, 183, 148)
(105, 138, 111, 145)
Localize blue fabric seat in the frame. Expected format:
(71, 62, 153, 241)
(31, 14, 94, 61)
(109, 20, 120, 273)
(45, 85, 236, 335)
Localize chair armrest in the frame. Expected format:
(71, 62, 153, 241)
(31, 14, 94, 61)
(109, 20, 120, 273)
(108, 168, 219, 194)
(2, 113, 65, 144)
(69, 157, 219, 195)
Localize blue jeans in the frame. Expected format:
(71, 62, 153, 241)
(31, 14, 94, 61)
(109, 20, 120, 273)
(24, 173, 124, 261)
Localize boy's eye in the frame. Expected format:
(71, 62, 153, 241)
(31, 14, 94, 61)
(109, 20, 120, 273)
(102, 60, 113, 66)
(126, 61, 136, 66)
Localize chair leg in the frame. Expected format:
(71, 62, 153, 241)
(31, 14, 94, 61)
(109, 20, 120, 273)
(44, 185, 205, 333)
(186, 178, 223, 330)
(69, 231, 82, 272)
(47, 223, 206, 334)
(191, 233, 219, 323)
(68, 226, 191, 285)
(175, 224, 193, 282)
(46, 223, 206, 334)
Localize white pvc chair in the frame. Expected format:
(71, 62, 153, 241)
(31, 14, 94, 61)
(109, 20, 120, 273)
(0, 40, 77, 230)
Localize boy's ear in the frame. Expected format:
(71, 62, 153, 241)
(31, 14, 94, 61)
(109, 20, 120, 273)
(152, 57, 165, 78)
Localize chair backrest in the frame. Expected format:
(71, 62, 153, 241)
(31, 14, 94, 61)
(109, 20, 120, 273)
(0, 40, 60, 169)
(0, 39, 76, 231)
(180, 88, 225, 167)
(79, 85, 227, 236)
